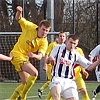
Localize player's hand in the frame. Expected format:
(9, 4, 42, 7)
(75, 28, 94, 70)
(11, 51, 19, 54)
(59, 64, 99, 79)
(83, 70, 89, 79)
(28, 52, 36, 58)
(16, 6, 23, 12)
(46, 56, 56, 66)
(15, 6, 23, 21)
(9, 53, 14, 61)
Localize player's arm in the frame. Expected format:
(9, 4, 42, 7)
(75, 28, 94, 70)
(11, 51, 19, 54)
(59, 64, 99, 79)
(28, 52, 42, 60)
(46, 46, 60, 66)
(77, 52, 100, 71)
(15, 6, 38, 31)
(46, 56, 56, 66)
(28, 39, 48, 60)
(89, 45, 100, 62)
(88, 55, 93, 62)
(81, 67, 89, 79)
(15, 6, 22, 21)
(0, 54, 12, 61)
(87, 55, 100, 71)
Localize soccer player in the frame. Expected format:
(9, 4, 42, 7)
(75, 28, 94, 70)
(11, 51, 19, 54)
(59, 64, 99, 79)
(9, 6, 51, 100)
(75, 47, 90, 100)
(47, 34, 100, 100)
(38, 31, 67, 99)
(0, 54, 12, 61)
(92, 85, 100, 99)
(89, 44, 100, 99)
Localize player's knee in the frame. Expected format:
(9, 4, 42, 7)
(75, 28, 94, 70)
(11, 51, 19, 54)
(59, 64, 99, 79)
(51, 92, 60, 99)
(80, 88, 87, 95)
(30, 68, 38, 76)
(33, 70, 38, 76)
(22, 80, 27, 84)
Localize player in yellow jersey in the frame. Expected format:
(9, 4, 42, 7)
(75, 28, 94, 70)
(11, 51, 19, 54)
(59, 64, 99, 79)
(9, 6, 51, 100)
(74, 47, 90, 100)
(38, 31, 67, 99)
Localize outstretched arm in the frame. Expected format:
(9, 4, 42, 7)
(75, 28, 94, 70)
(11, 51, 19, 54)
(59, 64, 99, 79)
(0, 54, 12, 61)
(15, 6, 23, 21)
(87, 55, 100, 71)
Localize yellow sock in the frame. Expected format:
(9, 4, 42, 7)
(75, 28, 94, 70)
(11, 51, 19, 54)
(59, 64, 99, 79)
(82, 93, 90, 100)
(46, 91, 52, 100)
(10, 84, 24, 100)
(21, 75, 37, 100)
(40, 81, 50, 92)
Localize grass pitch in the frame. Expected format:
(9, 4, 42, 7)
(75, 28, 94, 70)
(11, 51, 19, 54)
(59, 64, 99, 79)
(0, 81, 100, 100)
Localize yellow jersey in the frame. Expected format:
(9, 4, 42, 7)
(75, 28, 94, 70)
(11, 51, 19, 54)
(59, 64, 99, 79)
(46, 41, 58, 56)
(11, 18, 48, 57)
(46, 41, 58, 80)
(74, 47, 85, 78)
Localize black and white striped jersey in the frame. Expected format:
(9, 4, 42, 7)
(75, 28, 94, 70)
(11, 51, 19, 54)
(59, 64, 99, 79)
(50, 44, 92, 79)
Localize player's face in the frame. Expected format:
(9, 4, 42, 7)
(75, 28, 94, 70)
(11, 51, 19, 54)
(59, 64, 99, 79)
(38, 25, 50, 38)
(66, 38, 79, 51)
(58, 33, 66, 44)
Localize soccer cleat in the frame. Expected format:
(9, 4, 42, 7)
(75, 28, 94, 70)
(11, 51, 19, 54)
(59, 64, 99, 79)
(92, 90, 97, 99)
(38, 89, 42, 98)
(18, 96, 21, 100)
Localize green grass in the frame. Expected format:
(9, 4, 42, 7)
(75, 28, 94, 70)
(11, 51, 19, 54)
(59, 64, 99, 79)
(0, 81, 100, 100)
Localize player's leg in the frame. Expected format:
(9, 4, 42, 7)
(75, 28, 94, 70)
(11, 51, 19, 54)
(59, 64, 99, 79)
(92, 85, 100, 98)
(10, 53, 29, 100)
(38, 64, 52, 98)
(50, 77, 61, 100)
(45, 91, 52, 100)
(21, 62, 38, 99)
(10, 83, 24, 100)
(45, 91, 64, 100)
(39, 80, 51, 92)
(76, 77, 90, 100)
(10, 52, 38, 100)
(10, 71, 29, 99)
(79, 88, 90, 100)
(95, 85, 100, 94)
(51, 85, 61, 100)
(38, 80, 51, 98)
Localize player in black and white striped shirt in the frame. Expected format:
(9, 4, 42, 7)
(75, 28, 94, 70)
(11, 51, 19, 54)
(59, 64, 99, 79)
(89, 45, 100, 100)
(47, 34, 100, 100)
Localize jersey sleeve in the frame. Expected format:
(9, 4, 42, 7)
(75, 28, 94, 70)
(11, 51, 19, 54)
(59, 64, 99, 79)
(89, 45, 100, 58)
(19, 18, 38, 32)
(75, 47, 85, 70)
(76, 52, 92, 69)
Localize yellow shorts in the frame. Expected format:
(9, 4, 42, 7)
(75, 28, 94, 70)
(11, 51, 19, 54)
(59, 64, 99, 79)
(75, 74, 86, 90)
(10, 52, 29, 72)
